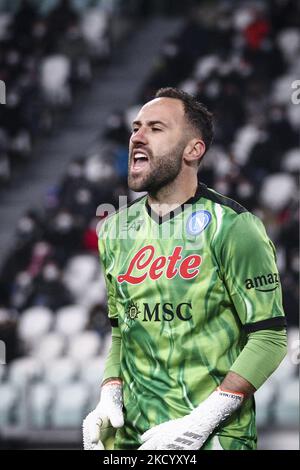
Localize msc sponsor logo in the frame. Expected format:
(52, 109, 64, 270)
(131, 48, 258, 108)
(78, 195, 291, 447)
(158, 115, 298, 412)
(118, 245, 202, 285)
(245, 273, 279, 292)
(124, 302, 193, 322)
(125, 301, 140, 321)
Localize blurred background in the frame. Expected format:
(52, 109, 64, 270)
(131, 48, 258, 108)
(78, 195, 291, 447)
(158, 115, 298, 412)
(0, 0, 299, 450)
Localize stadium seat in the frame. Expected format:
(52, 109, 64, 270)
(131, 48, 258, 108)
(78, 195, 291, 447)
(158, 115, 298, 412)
(231, 124, 261, 166)
(31, 332, 66, 362)
(270, 328, 299, 384)
(0, 13, 12, 41)
(194, 55, 219, 80)
(79, 354, 107, 406)
(8, 357, 43, 387)
(63, 255, 99, 301)
(124, 106, 141, 132)
(55, 305, 88, 337)
(84, 157, 115, 183)
(0, 365, 6, 383)
(29, 383, 54, 428)
(68, 331, 102, 363)
(287, 327, 299, 356)
(18, 306, 53, 351)
(44, 357, 78, 387)
(101, 333, 112, 356)
(254, 380, 275, 428)
(79, 356, 106, 393)
(287, 100, 300, 130)
(40, 54, 71, 107)
(272, 73, 297, 105)
(51, 382, 90, 427)
(232, 5, 254, 31)
(81, 8, 109, 58)
(275, 378, 299, 427)
(277, 28, 300, 65)
(282, 148, 300, 173)
(270, 354, 297, 385)
(79, 276, 106, 309)
(259, 173, 296, 211)
(0, 383, 19, 426)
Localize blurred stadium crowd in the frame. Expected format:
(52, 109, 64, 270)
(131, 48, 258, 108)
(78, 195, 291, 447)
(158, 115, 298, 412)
(0, 0, 299, 449)
(0, 0, 115, 184)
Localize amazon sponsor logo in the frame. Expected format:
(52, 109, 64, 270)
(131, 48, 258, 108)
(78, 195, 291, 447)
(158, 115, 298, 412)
(245, 273, 279, 292)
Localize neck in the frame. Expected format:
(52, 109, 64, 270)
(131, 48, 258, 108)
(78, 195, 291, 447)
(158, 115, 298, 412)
(147, 173, 198, 217)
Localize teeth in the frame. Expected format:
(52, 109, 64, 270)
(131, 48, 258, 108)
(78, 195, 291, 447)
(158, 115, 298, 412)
(134, 153, 148, 161)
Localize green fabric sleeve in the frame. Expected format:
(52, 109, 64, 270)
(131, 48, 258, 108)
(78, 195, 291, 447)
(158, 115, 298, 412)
(219, 212, 285, 326)
(230, 328, 287, 390)
(102, 327, 122, 383)
(98, 231, 118, 322)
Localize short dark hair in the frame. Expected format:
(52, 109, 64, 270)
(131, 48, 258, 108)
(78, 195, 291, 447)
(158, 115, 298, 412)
(154, 87, 214, 157)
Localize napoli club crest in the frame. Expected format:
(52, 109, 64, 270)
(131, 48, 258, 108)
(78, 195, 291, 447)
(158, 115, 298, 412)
(186, 210, 211, 236)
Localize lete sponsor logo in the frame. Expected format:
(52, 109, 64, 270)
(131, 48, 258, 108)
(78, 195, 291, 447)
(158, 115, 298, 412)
(117, 245, 202, 285)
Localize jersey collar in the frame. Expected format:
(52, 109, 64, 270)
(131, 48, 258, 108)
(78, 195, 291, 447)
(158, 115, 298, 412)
(145, 182, 206, 225)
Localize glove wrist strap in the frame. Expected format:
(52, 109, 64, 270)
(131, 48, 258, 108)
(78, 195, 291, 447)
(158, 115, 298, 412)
(189, 387, 244, 430)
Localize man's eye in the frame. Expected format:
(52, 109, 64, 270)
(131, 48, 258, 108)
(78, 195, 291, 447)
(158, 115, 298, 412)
(132, 128, 139, 133)
(152, 128, 162, 132)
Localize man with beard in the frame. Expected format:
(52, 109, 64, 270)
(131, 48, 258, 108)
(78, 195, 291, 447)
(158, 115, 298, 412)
(83, 88, 287, 450)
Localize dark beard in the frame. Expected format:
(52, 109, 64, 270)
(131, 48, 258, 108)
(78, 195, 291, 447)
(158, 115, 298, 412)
(128, 140, 185, 193)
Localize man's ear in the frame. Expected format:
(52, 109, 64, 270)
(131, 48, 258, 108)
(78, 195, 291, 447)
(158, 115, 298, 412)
(183, 138, 206, 166)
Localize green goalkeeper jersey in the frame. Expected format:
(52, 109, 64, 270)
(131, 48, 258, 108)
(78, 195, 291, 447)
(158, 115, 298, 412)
(98, 182, 286, 450)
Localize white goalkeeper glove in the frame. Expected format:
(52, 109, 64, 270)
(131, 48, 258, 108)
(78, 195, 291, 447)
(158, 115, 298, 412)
(138, 387, 244, 450)
(83, 379, 124, 450)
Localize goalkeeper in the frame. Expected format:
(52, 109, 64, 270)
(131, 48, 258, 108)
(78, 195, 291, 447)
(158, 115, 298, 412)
(83, 88, 287, 450)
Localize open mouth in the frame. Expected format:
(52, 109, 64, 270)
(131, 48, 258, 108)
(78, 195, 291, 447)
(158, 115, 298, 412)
(131, 152, 149, 173)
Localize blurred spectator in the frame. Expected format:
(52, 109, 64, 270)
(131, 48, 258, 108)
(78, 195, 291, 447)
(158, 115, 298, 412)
(87, 303, 110, 338)
(0, 128, 10, 182)
(10, 271, 34, 311)
(30, 262, 72, 311)
(44, 209, 84, 264)
(47, 0, 79, 37)
(0, 307, 19, 362)
(0, 211, 43, 305)
(12, 0, 37, 40)
(103, 111, 130, 146)
(0, 0, 114, 182)
(82, 217, 99, 254)
(27, 241, 52, 278)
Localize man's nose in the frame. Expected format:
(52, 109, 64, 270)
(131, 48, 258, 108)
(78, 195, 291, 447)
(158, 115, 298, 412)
(131, 127, 148, 145)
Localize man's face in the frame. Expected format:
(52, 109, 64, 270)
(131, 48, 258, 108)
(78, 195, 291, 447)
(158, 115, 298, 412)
(128, 98, 188, 193)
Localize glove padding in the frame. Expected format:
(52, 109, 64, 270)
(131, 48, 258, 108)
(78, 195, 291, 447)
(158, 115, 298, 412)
(83, 381, 124, 450)
(138, 387, 243, 450)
